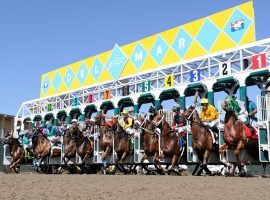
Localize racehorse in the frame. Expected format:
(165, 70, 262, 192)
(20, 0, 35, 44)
(32, 128, 51, 169)
(113, 117, 131, 166)
(151, 110, 182, 173)
(74, 125, 93, 168)
(183, 105, 214, 175)
(3, 131, 24, 173)
(135, 113, 161, 173)
(62, 126, 77, 165)
(220, 100, 258, 174)
(94, 112, 113, 172)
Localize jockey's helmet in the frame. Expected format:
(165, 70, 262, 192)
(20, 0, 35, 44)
(200, 98, 208, 104)
(71, 119, 78, 124)
(39, 125, 45, 129)
(226, 96, 234, 102)
(85, 118, 91, 123)
(19, 131, 24, 136)
(172, 105, 180, 112)
(148, 106, 155, 113)
(157, 105, 163, 110)
(122, 110, 129, 115)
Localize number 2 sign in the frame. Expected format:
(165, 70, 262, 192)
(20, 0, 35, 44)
(252, 53, 266, 69)
(219, 62, 231, 76)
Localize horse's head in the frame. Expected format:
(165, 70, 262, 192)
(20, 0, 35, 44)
(221, 99, 238, 120)
(151, 110, 164, 128)
(67, 125, 81, 140)
(134, 113, 147, 130)
(94, 112, 106, 126)
(3, 131, 13, 144)
(183, 105, 199, 122)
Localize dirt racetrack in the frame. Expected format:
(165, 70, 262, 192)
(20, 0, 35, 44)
(0, 174, 269, 200)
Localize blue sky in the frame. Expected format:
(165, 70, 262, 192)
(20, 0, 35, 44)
(0, 0, 268, 115)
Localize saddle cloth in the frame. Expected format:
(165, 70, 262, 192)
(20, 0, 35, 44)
(242, 124, 258, 139)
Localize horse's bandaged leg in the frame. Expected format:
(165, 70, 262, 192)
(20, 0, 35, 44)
(209, 130, 216, 144)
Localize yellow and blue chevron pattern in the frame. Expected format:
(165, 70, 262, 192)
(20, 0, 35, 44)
(41, 1, 255, 97)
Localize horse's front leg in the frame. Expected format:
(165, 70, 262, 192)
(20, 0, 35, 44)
(101, 146, 111, 174)
(234, 139, 244, 165)
(119, 152, 128, 163)
(154, 151, 164, 174)
(203, 149, 211, 165)
(219, 143, 231, 167)
(101, 146, 111, 161)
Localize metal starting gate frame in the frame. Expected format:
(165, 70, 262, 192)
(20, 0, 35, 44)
(9, 38, 270, 166)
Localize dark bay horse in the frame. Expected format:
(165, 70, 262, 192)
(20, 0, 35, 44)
(4, 131, 24, 173)
(32, 128, 51, 167)
(74, 125, 93, 167)
(151, 110, 182, 172)
(62, 126, 77, 165)
(183, 105, 214, 175)
(220, 100, 258, 173)
(94, 112, 113, 171)
(135, 114, 161, 172)
(113, 117, 130, 164)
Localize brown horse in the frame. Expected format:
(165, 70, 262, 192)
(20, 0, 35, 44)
(135, 113, 161, 173)
(62, 126, 77, 165)
(151, 110, 182, 173)
(94, 112, 113, 172)
(32, 128, 51, 168)
(74, 125, 93, 167)
(219, 100, 258, 173)
(113, 117, 130, 164)
(183, 105, 213, 175)
(4, 131, 24, 173)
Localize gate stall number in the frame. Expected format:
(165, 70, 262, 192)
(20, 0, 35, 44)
(219, 62, 232, 76)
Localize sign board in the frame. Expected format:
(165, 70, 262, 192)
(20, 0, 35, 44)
(40, 2, 255, 97)
(164, 75, 174, 87)
(103, 90, 111, 100)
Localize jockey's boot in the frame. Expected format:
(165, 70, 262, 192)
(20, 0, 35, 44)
(246, 123, 255, 134)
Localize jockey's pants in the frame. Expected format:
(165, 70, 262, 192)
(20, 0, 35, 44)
(175, 126, 187, 134)
(125, 128, 134, 135)
(48, 136, 61, 144)
(203, 118, 219, 128)
(238, 111, 248, 123)
(23, 143, 32, 150)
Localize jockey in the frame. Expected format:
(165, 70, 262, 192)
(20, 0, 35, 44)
(171, 104, 187, 135)
(200, 98, 219, 140)
(39, 124, 49, 136)
(147, 106, 157, 122)
(83, 118, 95, 138)
(122, 110, 134, 135)
(18, 129, 32, 158)
(226, 95, 248, 123)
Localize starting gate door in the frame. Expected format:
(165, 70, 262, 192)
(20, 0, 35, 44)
(257, 96, 270, 162)
(3, 144, 12, 166)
